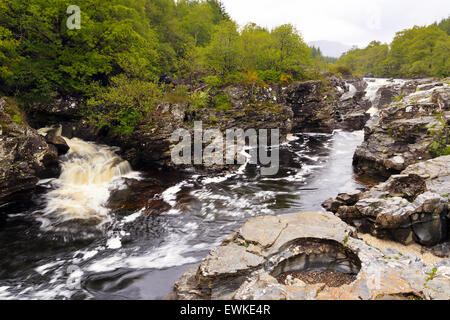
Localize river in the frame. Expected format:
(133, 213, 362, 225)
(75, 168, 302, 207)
(0, 80, 389, 300)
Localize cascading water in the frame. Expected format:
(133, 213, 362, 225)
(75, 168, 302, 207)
(0, 79, 397, 299)
(364, 78, 408, 115)
(35, 127, 141, 232)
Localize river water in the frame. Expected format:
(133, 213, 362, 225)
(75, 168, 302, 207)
(0, 129, 371, 299)
(0, 80, 389, 300)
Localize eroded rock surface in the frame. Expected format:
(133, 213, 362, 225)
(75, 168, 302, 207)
(0, 97, 59, 206)
(353, 82, 450, 178)
(323, 156, 449, 247)
(173, 212, 450, 300)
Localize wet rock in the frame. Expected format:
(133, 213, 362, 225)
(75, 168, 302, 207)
(324, 156, 450, 247)
(336, 190, 363, 205)
(322, 198, 345, 212)
(430, 242, 450, 258)
(373, 86, 398, 108)
(353, 82, 450, 178)
(173, 212, 450, 300)
(0, 97, 59, 206)
(45, 128, 70, 155)
(26, 77, 374, 172)
(280, 78, 370, 133)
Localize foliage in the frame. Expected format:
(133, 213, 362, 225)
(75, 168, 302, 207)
(163, 85, 190, 104)
(189, 89, 210, 110)
(427, 115, 450, 157)
(337, 25, 450, 78)
(436, 16, 450, 35)
(2, 0, 448, 135)
(213, 93, 231, 111)
(85, 75, 161, 134)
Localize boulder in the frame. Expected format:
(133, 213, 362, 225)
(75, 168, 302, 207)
(173, 212, 450, 300)
(0, 97, 59, 206)
(324, 156, 450, 247)
(45, 128, 70, 155)
(353, 83, 450, 178)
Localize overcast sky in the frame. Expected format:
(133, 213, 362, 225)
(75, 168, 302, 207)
(220, 0, 450, 47)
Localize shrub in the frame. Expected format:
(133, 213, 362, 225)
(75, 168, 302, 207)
(86, 75, 161, 134)
(257, 70, 283, 82)
(163, 85, 190, 104)
(223, 72, 246, 85)
(213, 93, 231, 111)
(189, 90, 210, 110)
(204, 75, 223, 88)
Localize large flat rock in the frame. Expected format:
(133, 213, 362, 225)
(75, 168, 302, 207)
(173, 212, 450, 300)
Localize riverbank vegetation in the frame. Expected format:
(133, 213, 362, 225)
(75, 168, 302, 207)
(0, 0, 449, 134)
(0, 0, 326, 132)
(0, 0, 320, 101)
(337, 17, 450, 78)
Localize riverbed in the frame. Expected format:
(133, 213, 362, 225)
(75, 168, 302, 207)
(0, 128, 373, 299)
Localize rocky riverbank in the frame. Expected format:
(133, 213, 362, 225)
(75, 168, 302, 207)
(353, 79, 449, 178)
(323, 156, 449, 249)
(24, 77, 368, 170)
(172, 77, 450, 300)
(0, 98, 60, 206)
(173, 211, 450, 300)
(0, 77, 371, 203)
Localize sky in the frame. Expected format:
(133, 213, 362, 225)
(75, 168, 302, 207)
(220, 0, 450, 47)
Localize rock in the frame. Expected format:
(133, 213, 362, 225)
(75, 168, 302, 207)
(27, 96, 82, 127)
(353, 82, 450, 178)
(0, 97, 59, 206)
(45, 128, 70, 155)
(373, 86, 398, 108)
(322, 198, 344, 212)
(325, 156, 450, 247)
(26, 77, 373, 172)
(336, 190, 363, 205)
(173, 212, 450, 300)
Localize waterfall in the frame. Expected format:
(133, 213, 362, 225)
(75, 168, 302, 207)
(36, 127, 140, 231)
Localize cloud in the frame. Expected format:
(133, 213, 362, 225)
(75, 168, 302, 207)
(220, 0, 450, 47)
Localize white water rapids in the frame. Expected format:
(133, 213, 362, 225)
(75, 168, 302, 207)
(36, 127, 141, 231)
(0, 78, 407, 299)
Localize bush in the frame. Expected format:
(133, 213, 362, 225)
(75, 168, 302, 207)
(189, 90, 210, 110)
(335, 65, 353, 77)
(223, 72, 246, 86)
(163, 85, 190, 104)
(257, 70, 283, 82)
(86, 75, 161, 134)
(204, 75, 223, 88)
(213, 93, 231, 111)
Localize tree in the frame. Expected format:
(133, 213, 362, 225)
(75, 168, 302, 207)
(271, 24, 313, 78)
(436, 16, 450, 35)
(203, 20, 240, 75)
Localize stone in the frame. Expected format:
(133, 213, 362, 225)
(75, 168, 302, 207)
(0, 98, 60, 206)
(353, 82, 450, 178)
(173, 212, 450, 300)
(45, 128, 70, 155)
(336, 190, 363, 205)
(325, 156, 450, 247)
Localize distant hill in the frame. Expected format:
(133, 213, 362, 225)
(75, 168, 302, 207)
(308, 40, 352, 58)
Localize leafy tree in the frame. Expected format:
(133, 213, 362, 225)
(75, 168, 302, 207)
(203, 20, 241, 75)
(337, 24, 449, 78)
(86, 74, 161, 134)
(271, 24, 312, 78)
(436, 16, 450, 35)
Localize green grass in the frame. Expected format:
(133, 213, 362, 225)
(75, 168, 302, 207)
(213, 93, 232, 111)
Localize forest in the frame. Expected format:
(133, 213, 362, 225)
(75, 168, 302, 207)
(337, 17, 450, 78)
(0, 0, 449, 133)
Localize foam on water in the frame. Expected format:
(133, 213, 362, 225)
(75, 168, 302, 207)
(36, 129, 141, 231)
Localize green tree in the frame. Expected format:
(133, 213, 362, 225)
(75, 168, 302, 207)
(271, 24, 312, 78)
(203, 20, 241, 75)
(436, 16, 450, 35)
